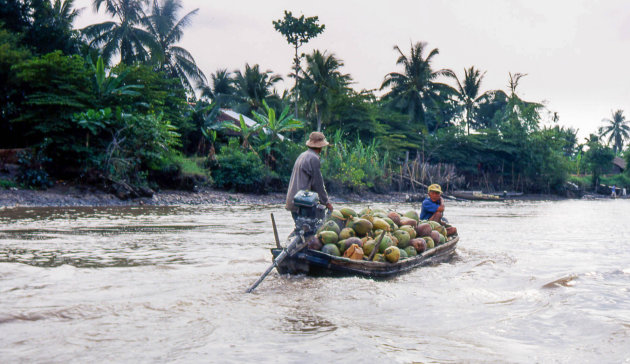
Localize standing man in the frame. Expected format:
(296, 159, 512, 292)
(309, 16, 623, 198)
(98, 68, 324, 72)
(285, 132, 333, 221)
(420, 184, 445, 223)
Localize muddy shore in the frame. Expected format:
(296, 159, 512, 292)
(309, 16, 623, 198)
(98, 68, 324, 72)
(0, 184, 593, 208)
(0, 184, 427, 208)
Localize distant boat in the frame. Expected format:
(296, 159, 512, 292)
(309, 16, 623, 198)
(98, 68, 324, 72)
(451, 190, 522, 200)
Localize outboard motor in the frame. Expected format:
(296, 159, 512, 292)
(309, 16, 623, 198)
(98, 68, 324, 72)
(292, 190, 326, 235)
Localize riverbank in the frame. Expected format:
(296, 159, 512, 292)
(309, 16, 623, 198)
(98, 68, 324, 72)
(0, 184, 422, 208)
(2, 183, 619, 208)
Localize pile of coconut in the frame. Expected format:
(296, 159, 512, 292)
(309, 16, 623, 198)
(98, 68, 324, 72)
(306, 207, 457, 263)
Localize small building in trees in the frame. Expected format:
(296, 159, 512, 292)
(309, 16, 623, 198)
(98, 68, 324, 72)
(612, 157, 626, 174)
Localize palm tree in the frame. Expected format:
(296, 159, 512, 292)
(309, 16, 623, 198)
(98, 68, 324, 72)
(233, 63, 282, 116)
(380, 41, 455, 132)
(199, 69, 236, 108)
(501, 72, 543, 134)
(450, 66, 493, 134)
(51, 0, 82, 28)
(599, 110, 630, 154)
(144, 0, 205, 93)
(82, 0, 157, 65)
(300, 50, 351, 131)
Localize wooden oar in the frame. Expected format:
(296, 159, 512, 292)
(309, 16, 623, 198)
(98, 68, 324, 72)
(270, 213, 281, 249)
(246, 230, 305, 293)
(367, 230, 387, 261)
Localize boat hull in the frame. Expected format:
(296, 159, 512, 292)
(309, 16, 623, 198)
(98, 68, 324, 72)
(271, 236, 459, 278)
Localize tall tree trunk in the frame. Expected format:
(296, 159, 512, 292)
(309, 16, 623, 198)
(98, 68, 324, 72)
(316, 109, 322, 132)
(294, 45, 299, 118)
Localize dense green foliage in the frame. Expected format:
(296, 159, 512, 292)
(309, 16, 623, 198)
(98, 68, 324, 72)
(1, 3, 629, 195)
(210, 139, 274, 193)
(321, 131, 391, 193)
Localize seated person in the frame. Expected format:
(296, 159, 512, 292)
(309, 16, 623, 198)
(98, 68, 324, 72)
(420, 184, 445, 223)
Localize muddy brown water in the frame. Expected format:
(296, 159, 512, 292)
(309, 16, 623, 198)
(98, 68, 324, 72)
(1, 200, 629, 363)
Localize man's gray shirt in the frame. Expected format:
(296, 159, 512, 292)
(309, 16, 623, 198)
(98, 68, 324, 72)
(285, 149, 329, 212)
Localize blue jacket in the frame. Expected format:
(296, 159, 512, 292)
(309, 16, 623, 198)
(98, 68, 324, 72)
(420, 197, 441, 220)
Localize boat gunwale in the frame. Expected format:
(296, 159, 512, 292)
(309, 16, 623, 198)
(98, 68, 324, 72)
(271, 235, 459, 277)
(309, 235, 458, 267)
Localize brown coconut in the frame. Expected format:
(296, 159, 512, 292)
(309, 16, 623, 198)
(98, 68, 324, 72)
(399, 217, 418, 227)
(430, 230, 441, 245)
(387, 211, 402, 226)
(415, 223, 432, 237)
(307, 235, 323, 251)
(409, 238, 427, 253)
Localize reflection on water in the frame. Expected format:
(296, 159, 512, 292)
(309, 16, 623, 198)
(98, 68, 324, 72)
(1, 200, 630, 363)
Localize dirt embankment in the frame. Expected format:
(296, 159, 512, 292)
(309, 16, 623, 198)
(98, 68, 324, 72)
(0, 184, 422, 208)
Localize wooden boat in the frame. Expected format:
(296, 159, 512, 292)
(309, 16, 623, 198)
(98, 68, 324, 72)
(452, 190, 504, 201)
(271, 235, 459, 278)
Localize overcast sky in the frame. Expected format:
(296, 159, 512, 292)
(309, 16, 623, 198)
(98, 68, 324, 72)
(73, 0, 630, 140)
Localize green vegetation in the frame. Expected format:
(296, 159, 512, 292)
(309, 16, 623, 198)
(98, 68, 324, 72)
(1, 3, 629, 196)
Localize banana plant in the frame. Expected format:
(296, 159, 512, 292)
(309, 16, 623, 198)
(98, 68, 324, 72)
(219, 114, 261, 151)
(252, 100, 304, 142)
(200, 128, 217, 160)
(91, 56, 144, 107)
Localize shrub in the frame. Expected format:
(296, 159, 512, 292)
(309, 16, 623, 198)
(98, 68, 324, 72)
(321, 131, 391, 193)
(0, 179, 19, 189)
(104, 111, 180, 188)
(152, 153, 212, 190)
(16, 143, 53, 189)
(211, 139, 274, 192)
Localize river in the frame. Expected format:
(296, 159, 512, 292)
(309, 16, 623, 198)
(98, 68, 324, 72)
(1, 200, 629, 363)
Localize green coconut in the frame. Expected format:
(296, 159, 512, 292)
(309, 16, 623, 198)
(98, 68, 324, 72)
(336, 239, 348, 253)
(317, 220, 340, 235)
(353, 218, 373, 237)
(339, 227, 356, 240)
(393, 230, 411, 249)
(331, 210, 346, 220)
(329, 210, 347, 230)
(372, 253, 386, 262)
(363, 240, 376, 256)
(423, 236, 435, 249)
(428, 220, 442, 230)
(373, 212, 388, 219)
(399, 248, 408, 259)
(321, 243, 341, 256)
(358, 207, 372, 216)
(318, 230, 339, 245)
(378, 235, 394, 253)
(382, 217, 398, 231)
(439, 234, 446, 245)
(435, 224, 447, 237)
(372, 218, 390, 232)
(347, 216, 362, 229)
(403, 210, 420, 222)
(404, 246, 417, 257)
(399, 225, 416, 239)
(384, 246, 401, 263)
(340, 207, 358, 219)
